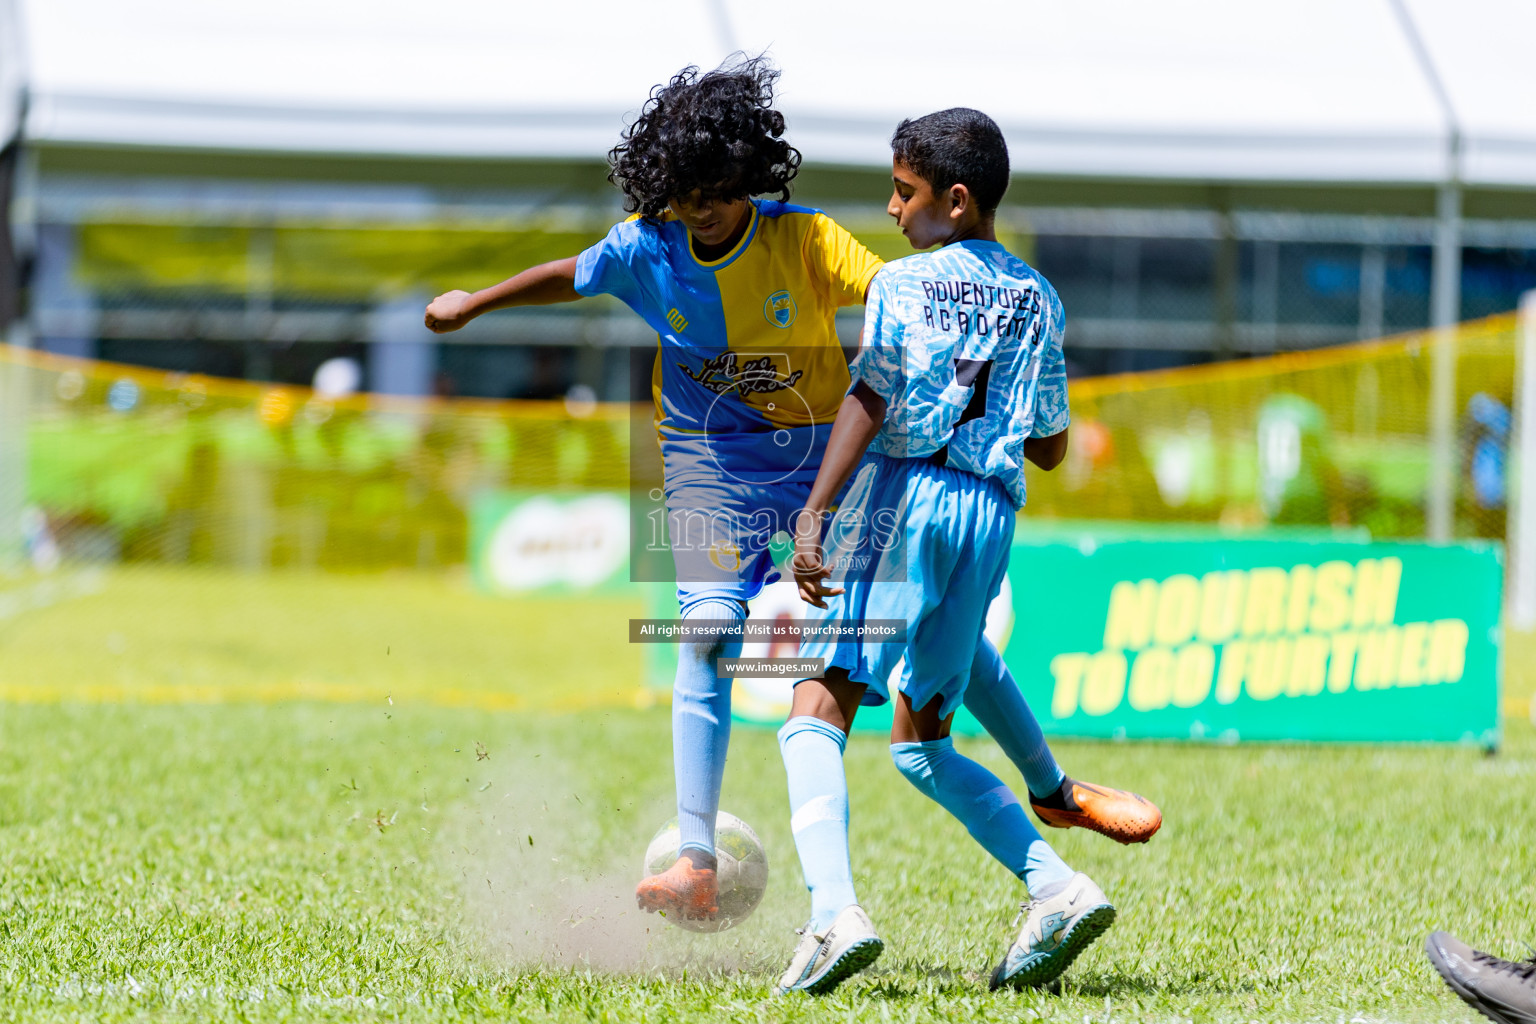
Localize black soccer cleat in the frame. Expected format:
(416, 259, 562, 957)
(1426, 931, 1536, 1024)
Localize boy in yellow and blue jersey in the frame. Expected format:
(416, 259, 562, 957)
(426, 59, 881, 923)
(425, 60, 1155, 928)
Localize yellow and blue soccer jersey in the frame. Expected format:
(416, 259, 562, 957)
(854, 240, 1069, 508)
(575, 199, 881, 483)
(576, 199, 881, 606)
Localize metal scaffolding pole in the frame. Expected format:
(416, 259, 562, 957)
(1510, 291, 1536, 630)
(0, 322, 23, 574)
(1390, 0, 1461, 542)
(0, 139, 25, 573)
(1427, 178, 1462, 542)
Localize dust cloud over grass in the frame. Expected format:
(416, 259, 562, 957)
(440, 734, 783, 977)
(444, 743, 668, 972)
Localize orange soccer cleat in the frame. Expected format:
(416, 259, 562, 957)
(1029, 777, 1162, 845)
(635, 856, 719, 921)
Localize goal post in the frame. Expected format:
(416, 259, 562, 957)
(1509, 290, 1536, 631)
(0, 325, 25, 573)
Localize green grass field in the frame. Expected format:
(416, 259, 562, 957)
(1, 568, 1533, 1023)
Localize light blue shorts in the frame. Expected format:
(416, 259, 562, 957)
(798, 452, 1016, 720)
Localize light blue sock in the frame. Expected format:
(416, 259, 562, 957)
(672, 598, 744, 858)
(891, 737, 1074, 896)
(964, 637, 1066, 799)
(778, 716, 858, 932)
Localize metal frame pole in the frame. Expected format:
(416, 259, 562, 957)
(0, 325, 23, 573)
(0, 6, 27, 571)
(1510, 290, 1536, 630)
(1427, 179, 1462, 542)
(1390, 0, 1462, 543)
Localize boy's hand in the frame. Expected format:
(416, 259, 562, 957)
(791, 523, 843, 609)
(424, 290, 475, 333)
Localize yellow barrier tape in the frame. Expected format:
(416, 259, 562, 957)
(1071, 312, 1518, 400)
(0, 341, 633, 421)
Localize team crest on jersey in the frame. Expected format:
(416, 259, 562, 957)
(708, 541, 743, 572)
(763, 290, 797, 328)
(678, 351, 804, 396)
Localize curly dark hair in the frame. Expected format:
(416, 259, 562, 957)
(608, 56, 802, 219)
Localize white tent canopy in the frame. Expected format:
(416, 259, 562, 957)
(10, 0, 1536, 187)
(8, 0, 1534, 546)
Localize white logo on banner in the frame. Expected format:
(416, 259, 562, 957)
(486, 495, 628, 591)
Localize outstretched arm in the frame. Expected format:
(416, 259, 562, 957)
(424, 257, 581, 333)
(792, 380, 887, 608)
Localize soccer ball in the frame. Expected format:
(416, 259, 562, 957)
(642, 811, 769, 933)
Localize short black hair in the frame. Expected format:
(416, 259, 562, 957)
(890, 108, 1010, 215)
(607, 56, 802, 219)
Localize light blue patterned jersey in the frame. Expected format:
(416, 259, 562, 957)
(853, 239, 1069, 508)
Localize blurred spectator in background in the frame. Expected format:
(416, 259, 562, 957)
(1042, 409, 1170, 522)
(1463, 392, 1511, 536)
(1256, 392, 1349, 527)
(20, 506, 60, 572)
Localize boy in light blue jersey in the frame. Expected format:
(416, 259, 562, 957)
(426, 60, 1150, 929)
(776, 109, 1136, 996)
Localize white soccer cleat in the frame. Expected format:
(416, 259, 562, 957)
(990, 871, 1116, 990)
(773, 904, 885, 996)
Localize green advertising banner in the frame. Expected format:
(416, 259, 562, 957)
(1005, 536, 1503, 746)
(469, 490, 631, 595)
(697, 531, 1502, 747)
